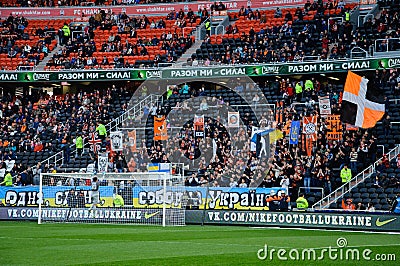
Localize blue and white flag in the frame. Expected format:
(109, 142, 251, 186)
(251, 128, 275, 154)
(289, 120, 300, 145)
(250, 126, 259, 152)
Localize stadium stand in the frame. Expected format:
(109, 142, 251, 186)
(0, 0, 399, 212)
(332, 158, 400, 211)
(191, 3, 359, 64)
(118, 73, 394, 206)
(0, 85, 135, 184)
(1, 68, 398, 206)
(44, 11, 198, 70)
(0, 15, 62, 70)
(0, 0, 202, 7)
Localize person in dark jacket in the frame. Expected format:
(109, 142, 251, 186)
(279, 191, 291, 211)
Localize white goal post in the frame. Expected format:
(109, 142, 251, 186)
(38, 172, 186, 226)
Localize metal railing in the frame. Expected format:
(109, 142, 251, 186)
(377, 144, 385, 157)
(302, 56, 321, 62)
(80, 1, 95, 6)
(182, 26, 196, 37)
(11, 93, 161, 180)
(157, 62, 174, 68)
(214, 25, 225, 35)
(374, 38, 400, 53)
(298, 187, 324, 199)
(312, 144, 400, 210)
(71, 30, 85, 42)
(314, 208, 391, 214)
(106, 94, 161, 133)
(368, 44, 375, 56)
(197, 17, 209, 41)
(40, 150, 65, 169)
(17, 65, 35, 71)
(350, 46, 369, 58)
(14, 149, 65, 182)
(44, 30, 59, 45)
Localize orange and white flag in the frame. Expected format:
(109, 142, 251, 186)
(154, 116, 168, 141)
(341, 71, 385, 128)
(302, 116, 317, 141)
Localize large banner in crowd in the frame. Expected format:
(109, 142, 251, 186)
(0, 186, 114, 207)
(0, 186, 284, 210)
(1, 57, 399, 82)
(0, 0, 308, 18)
(133, 186, 285, 210)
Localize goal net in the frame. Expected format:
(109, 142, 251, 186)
(38, 172, 186, 226)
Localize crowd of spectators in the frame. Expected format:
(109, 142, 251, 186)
(2, 0, 399, 68)
(0, 85, 135, 185)
(47, 9, 197, 69)
(198, 2, 354, 64)
(357, 6, 400, 53)
(116, 75, 390, 203)
(196, 1, 399, 64)
(0, 15, 57, 70)
(0, 1, 399, 208)
(11, 69, 391, 203)
(0, 72, 398, 206)
(5, 0, 201, 7)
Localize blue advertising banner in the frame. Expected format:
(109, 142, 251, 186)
(133, 186, 285, 210)
(0, 186, 114, 207)
(1, 186, 285, 210)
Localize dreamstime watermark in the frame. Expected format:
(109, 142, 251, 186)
(257, 237, 397, 262)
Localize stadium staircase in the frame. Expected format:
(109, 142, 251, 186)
(356, 2, 379, 27)
(176, 14, 230, 66)
(174, 26, 203, 65)
(36, 45, 62, 71)
(175, 30, 201, 67)
(312, 144, 400, 210)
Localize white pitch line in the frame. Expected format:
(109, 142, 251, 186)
(0, 236, 260, 248)
(249, 226, 400, 235)
(1, 236, 399, 250)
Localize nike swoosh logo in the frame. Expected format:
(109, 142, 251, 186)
(376, 217, 397, 227)
(144, 211, 160, 219)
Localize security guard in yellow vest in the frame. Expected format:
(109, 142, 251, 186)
(340, 164, 352, 184)
(304, 79, 314, 97)
(345, 10, 350, 22)
(205, 21, 211, 35)
(75, 134, 83, 157)
(113, 193, 124, 207)
(61, 23, 71, 45)
(0, 172, 13, 186)
(296, 193, 308, 211)
(295, 82, 303, 101)
(96, 122, 107, 141)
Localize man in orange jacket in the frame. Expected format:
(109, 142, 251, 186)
(342, 198, 355, 210)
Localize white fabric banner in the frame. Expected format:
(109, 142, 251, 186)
(98, 154, 108, 173)
(110, 131, 123, 151)
(228, 112, 240, 128)
(318, 96, 331, 116)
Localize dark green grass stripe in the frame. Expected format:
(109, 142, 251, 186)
(0, 222, 399, 266)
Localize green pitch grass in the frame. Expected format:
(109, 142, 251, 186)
(0, 222, 399, 265)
